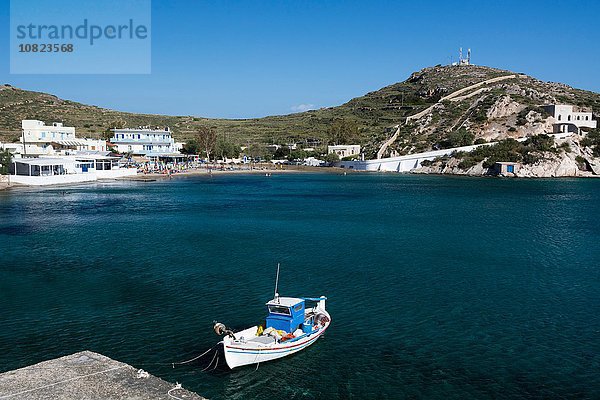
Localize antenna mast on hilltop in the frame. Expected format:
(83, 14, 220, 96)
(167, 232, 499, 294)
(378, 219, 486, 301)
(451, 47, 473, 66)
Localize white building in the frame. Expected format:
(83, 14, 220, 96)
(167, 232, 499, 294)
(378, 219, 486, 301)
(328, 145, 361, 159)
(303, 157, 325, 167)
(19, 120, 106, 156)
(8, 157, 94, 186)
(2, 119, 136, 186)
(8, 154, 136, 186)
(0, 142, 24, 154)
(543, 104, 597, 134)
(110, 126, 177, 156)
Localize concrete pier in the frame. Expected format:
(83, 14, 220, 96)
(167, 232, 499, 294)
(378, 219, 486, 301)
(0, 351, 206, 400)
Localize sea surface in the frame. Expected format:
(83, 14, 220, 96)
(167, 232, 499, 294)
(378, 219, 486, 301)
(1, 173, 599, 399)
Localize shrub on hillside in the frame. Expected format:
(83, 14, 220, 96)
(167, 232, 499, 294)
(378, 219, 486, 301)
(522, 134, 555, 153)
(439, 127, 475, 149)
(580, 127, 600, 157)
(458, 157, 479, 169)
(575, 155, 588, 171)
(452, 134, 559, 170)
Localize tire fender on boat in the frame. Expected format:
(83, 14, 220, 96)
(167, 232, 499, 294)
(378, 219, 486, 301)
(315, 313, 329, 327)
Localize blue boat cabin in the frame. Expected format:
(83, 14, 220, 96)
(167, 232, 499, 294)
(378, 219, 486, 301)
(265, 297, 305, 333)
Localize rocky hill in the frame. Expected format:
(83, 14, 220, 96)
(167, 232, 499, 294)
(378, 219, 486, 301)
(1, 65, 599, 162)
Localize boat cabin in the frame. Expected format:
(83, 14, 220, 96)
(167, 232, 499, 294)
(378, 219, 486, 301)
(266, 297, 305, 333)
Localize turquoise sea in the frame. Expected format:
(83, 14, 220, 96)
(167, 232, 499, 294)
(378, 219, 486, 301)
(1, 173, 599, 399)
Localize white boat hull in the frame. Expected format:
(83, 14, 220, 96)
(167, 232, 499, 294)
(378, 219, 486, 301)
(222, 310, 330, 369)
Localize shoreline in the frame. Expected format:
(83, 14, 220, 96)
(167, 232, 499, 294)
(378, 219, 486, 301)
(0, 165, 350, 191)
(120, 164, 346, 181)
(2, 166, 598, 191)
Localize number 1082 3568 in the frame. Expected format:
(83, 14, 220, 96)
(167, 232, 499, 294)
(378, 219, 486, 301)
(18, 44, 74, 52)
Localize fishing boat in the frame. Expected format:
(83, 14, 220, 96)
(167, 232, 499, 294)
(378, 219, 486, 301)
(212, 266, 331, 369)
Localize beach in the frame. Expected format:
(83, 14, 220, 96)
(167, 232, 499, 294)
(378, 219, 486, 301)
(125, 164, 338, 180)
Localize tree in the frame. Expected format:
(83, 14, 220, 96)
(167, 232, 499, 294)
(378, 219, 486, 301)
(288, 149, 307, 161)
(196, 126, 217, 160)
(246, 144, 268, 160)
(0, 149, 13, 175)
(324, 152, 340, 164)
(215, 139, 240, 160)
(273, 146, 289, 159)
(328, 119, 359, 145)
(107, 143, 120, 155)
(182, 139, 201, 155)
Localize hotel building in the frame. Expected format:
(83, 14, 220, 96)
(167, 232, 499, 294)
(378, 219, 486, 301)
(20, 120, 107, 156)
(110, 126, 178, 156)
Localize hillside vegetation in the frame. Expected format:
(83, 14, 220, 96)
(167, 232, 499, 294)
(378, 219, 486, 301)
(1, 65, 599, 159)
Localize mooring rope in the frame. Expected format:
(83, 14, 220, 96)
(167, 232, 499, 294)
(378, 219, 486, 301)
(201, 349, 219, 372)
(167, 383, 185, 400)
(172, 341, 222, 368)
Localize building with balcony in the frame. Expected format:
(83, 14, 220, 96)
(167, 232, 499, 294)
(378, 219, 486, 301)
(542, 105, 597, 135)
(19, 120, 106, 156)
(110, 126, 177, 156)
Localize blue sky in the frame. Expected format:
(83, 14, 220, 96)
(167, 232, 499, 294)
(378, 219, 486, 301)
(1, 0, 599, 119)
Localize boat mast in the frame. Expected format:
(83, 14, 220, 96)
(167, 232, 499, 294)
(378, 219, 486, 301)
(274, 263, 280, 303)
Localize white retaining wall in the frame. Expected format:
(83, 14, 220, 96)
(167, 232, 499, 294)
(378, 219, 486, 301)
(96, 168, 138, 179)
(341, 143, 490, 172)
(343, 132, 570, 173)
(9, 173, 97, 186)
(8, 168, 137, 186)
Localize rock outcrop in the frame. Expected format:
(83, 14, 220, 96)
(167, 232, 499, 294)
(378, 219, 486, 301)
(413, 135, 600, 178)
(486, 95, 522, 120)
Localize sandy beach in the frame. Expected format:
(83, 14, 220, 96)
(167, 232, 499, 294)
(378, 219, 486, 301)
(122, 164, 344, 181)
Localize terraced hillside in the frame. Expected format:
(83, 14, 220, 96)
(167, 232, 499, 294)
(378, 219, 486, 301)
(1, 65, 599, 158)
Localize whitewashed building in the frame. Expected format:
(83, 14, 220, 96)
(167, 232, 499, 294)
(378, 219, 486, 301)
(110, 126, 177, 156)
(8, 154, 136, 186)
(19, 120, 106, 156)
(8, 158, 95, 186)
(327, 145, 361, 159)
(0, 142, 24, 154)
(2, 120, 136, 186)
(543, 105, 597, 134)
